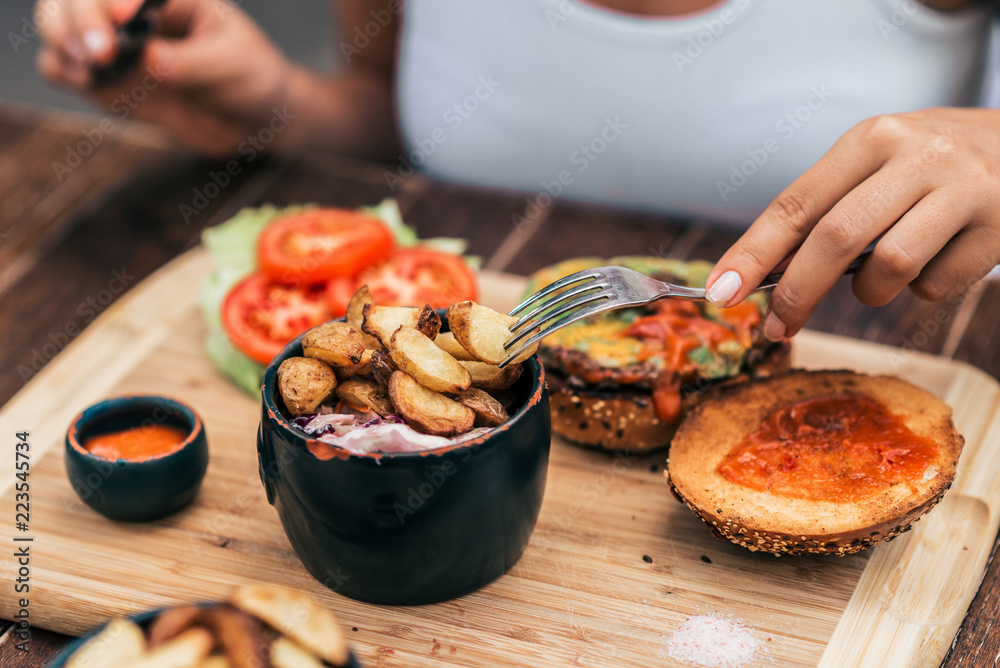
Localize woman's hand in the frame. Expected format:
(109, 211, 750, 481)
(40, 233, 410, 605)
(36, 0, 298, 156)
(705, 107, 1000, 340)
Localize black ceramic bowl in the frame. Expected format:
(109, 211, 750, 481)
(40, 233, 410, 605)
(45, 606, 364, 668)
(65, 395, 209, 522)
(258, 325, 550, 605)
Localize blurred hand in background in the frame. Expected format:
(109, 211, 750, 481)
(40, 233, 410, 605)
(35, 0, 399, 158)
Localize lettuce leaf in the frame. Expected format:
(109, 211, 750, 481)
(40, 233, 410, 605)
(361, 199, 418, 247)
(199, 205, 308, 395)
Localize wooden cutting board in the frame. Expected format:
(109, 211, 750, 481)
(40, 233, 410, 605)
(1, 247, 999, 668)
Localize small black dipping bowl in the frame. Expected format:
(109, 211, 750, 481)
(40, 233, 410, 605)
(65, 395, 209, 522)
(258, 324, 550, 605)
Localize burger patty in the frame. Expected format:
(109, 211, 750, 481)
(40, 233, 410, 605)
(543, 339, 792, 397)
(544, 340, 793, 452)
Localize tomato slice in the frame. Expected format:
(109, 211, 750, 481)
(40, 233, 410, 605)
(326, 247, 478, 314)
(257, 209, 395, 285)
(223, 272, 333, 366)
(325, 277, 356, 318)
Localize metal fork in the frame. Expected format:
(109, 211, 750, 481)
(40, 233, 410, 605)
(500, 246, 876, 367)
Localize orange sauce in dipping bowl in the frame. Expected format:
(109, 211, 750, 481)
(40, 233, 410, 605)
(65, 395, 209, 521)
(84, 424, 190, 461)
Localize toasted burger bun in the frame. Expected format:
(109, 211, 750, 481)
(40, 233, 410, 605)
(548, 383, 679, 452)
(666, 369, 964, 556)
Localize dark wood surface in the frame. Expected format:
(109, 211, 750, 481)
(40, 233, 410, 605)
(1, 103, 998, 666)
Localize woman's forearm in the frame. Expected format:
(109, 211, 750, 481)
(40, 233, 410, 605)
(276, 63, 401, 161)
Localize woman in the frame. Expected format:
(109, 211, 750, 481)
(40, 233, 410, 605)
(36, 0, 1000, 341)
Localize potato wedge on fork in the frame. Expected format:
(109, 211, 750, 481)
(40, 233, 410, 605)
(447, 301, 538, 365)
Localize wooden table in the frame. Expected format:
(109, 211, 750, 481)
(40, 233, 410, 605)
(0, 102, 998, 667)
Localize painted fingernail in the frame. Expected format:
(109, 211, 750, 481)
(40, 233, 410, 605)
(707, 270, 742, 306)
(763, 312, 787, 342)
(82, 29, 110, 59)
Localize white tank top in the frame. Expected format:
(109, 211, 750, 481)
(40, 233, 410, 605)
(396, 0, 993, 226)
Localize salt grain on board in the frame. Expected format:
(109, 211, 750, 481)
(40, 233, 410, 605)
(664, 613, 762, 667)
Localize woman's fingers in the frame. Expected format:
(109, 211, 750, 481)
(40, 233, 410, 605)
(109, 0, 146, 25)
(849, 189, 970, 307)
(155, 0, 210, 36)
(37, 46, 90, 88)
(705, 125, 886, 307)
(38, 0, 185, 87)
(144, 35, 224, 88)
(36, 0, 91, 86)
(36, 0, 76, 58)
(764, 159, 933, 338)
(65, 0, 117, 64)
(705, 110, 1000, 342)
(910, 224, 1000, 302)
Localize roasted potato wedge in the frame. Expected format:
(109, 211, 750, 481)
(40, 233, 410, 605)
(302, 322, 365, 367)
(447, 301, 537, 364)
(389, 326, 472, 394)
(277, 357, 337, 417)
(346, 284, 375, 330)
(361, 304, 418, 347)
(130, 628, 214, 668)
(369, 350, 398, 387)
(389, 371, 475, 437)
(336, 378, 394, 416)
(415, 304, 443, 339)
(362, 304, 442, 347)
(433, 331, 477, 361)
(346, 285, 382, 349)
(459, 360, 523, 393)
(333, 348, 376, 381)
(270, 638, 325, 668)
(197, 606, 268, 668)
(148, 605, 202, 647)
(230, 585, 349, 667)
(456, 388, 509, 427)
(66, 618, 146, 668)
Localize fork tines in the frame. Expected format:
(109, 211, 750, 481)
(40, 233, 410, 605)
(500, 270, 611, 366)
